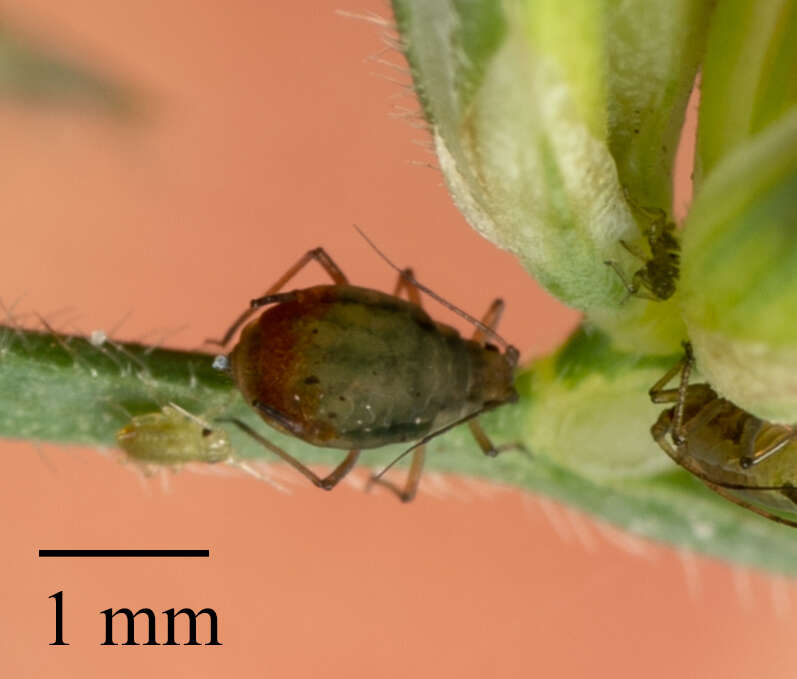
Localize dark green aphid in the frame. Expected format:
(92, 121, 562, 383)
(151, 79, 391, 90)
(212, 239, 523, 502)
(650, 344, 797, 527)
(606, 196, 680, 301)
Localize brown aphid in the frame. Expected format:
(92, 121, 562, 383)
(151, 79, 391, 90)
(606, 198, 680, 301)
(211, 239, 523, 502)
(650, 343, 797, 527)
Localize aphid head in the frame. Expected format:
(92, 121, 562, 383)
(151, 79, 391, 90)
(505, 345, 520, 369)
(200, 425, 232, 456)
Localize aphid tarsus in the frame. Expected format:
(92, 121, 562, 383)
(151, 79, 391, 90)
(650, 343, 797, 527)
(213, 243, 523, 502)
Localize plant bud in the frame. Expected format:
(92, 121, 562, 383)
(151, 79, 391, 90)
(681, 110, 797, 422)
(392, 0, 711, 313)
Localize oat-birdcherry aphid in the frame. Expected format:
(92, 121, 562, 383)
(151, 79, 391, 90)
(116, 402, 284, 490)
(651, 343, 797, 527)
(605, 192, 680, 301)
(211, 236, 524, 502)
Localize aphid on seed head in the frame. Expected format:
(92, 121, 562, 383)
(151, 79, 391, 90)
(211, 232, 525, 502)
(605, 194, 680, 301)
(116, 403, 285, 490)
(650, 343, 797, 527)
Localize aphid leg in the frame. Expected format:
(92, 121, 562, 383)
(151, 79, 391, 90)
(355, 226, 514, 352)
(221, 417, 360, 491)
(470, 298, 504, 344)
(628, 274, 661, 302)
(468, 419, 530, 458)
(392, 267, 422, 305)
(741, 426, 797, 469)
(603, 260, 634, 303)
(680, 398, 726, 434)
(672, 344, 695, 445)
(648, 346, 696, 446)
(623, 186, 668, 224)
(228, 459, 288, 493)
(366, 445, 426, 502)
(467, 299, 529, 457)
(650, 413, 684, 461)
(619, 239, 648, 262)
(604, 258, 664, 302)
(210, 248, 350, 347)
(648, 358, 688, 404)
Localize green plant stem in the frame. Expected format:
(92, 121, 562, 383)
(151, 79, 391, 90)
(4, 325, 797, 574)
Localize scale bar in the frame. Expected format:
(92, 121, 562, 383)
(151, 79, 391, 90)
(38, 549, 209, 558)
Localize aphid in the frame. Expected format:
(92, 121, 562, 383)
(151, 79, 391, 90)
(116, 403, 283, 489)
(650, 343, 797, 527)
(212, 237, 522, 502)
(605, 195, 680, 301)
(117, 403, 232, 465)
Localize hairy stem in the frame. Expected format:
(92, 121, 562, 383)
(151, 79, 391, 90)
(5, 324, 797, 575)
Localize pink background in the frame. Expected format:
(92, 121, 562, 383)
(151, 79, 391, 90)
(1, 1, 795, 677)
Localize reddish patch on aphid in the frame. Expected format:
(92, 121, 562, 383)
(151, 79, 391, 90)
(230, 287, 338, 444)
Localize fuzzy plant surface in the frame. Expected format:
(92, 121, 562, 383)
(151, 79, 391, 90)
(3, 2, 797, 575)
(383, 0, 797, 571)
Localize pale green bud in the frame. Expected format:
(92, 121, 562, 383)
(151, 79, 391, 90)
(525, 326, 677, 481)
(697, 0, 797, 182)
(392, 0, 712, 314)
(681, 109, 797, 422)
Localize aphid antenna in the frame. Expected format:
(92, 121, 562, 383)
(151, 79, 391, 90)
(353, 225, 516, 354)
(372, 409, 487, 482)
(167, 401, 213, 430)
(230, 459, 290, 493)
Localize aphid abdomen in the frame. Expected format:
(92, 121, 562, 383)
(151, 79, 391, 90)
(230, 285, 514, 449)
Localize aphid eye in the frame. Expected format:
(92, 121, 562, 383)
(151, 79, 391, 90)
(201, 427, 213, 437)
(485, 343, 499, 352)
